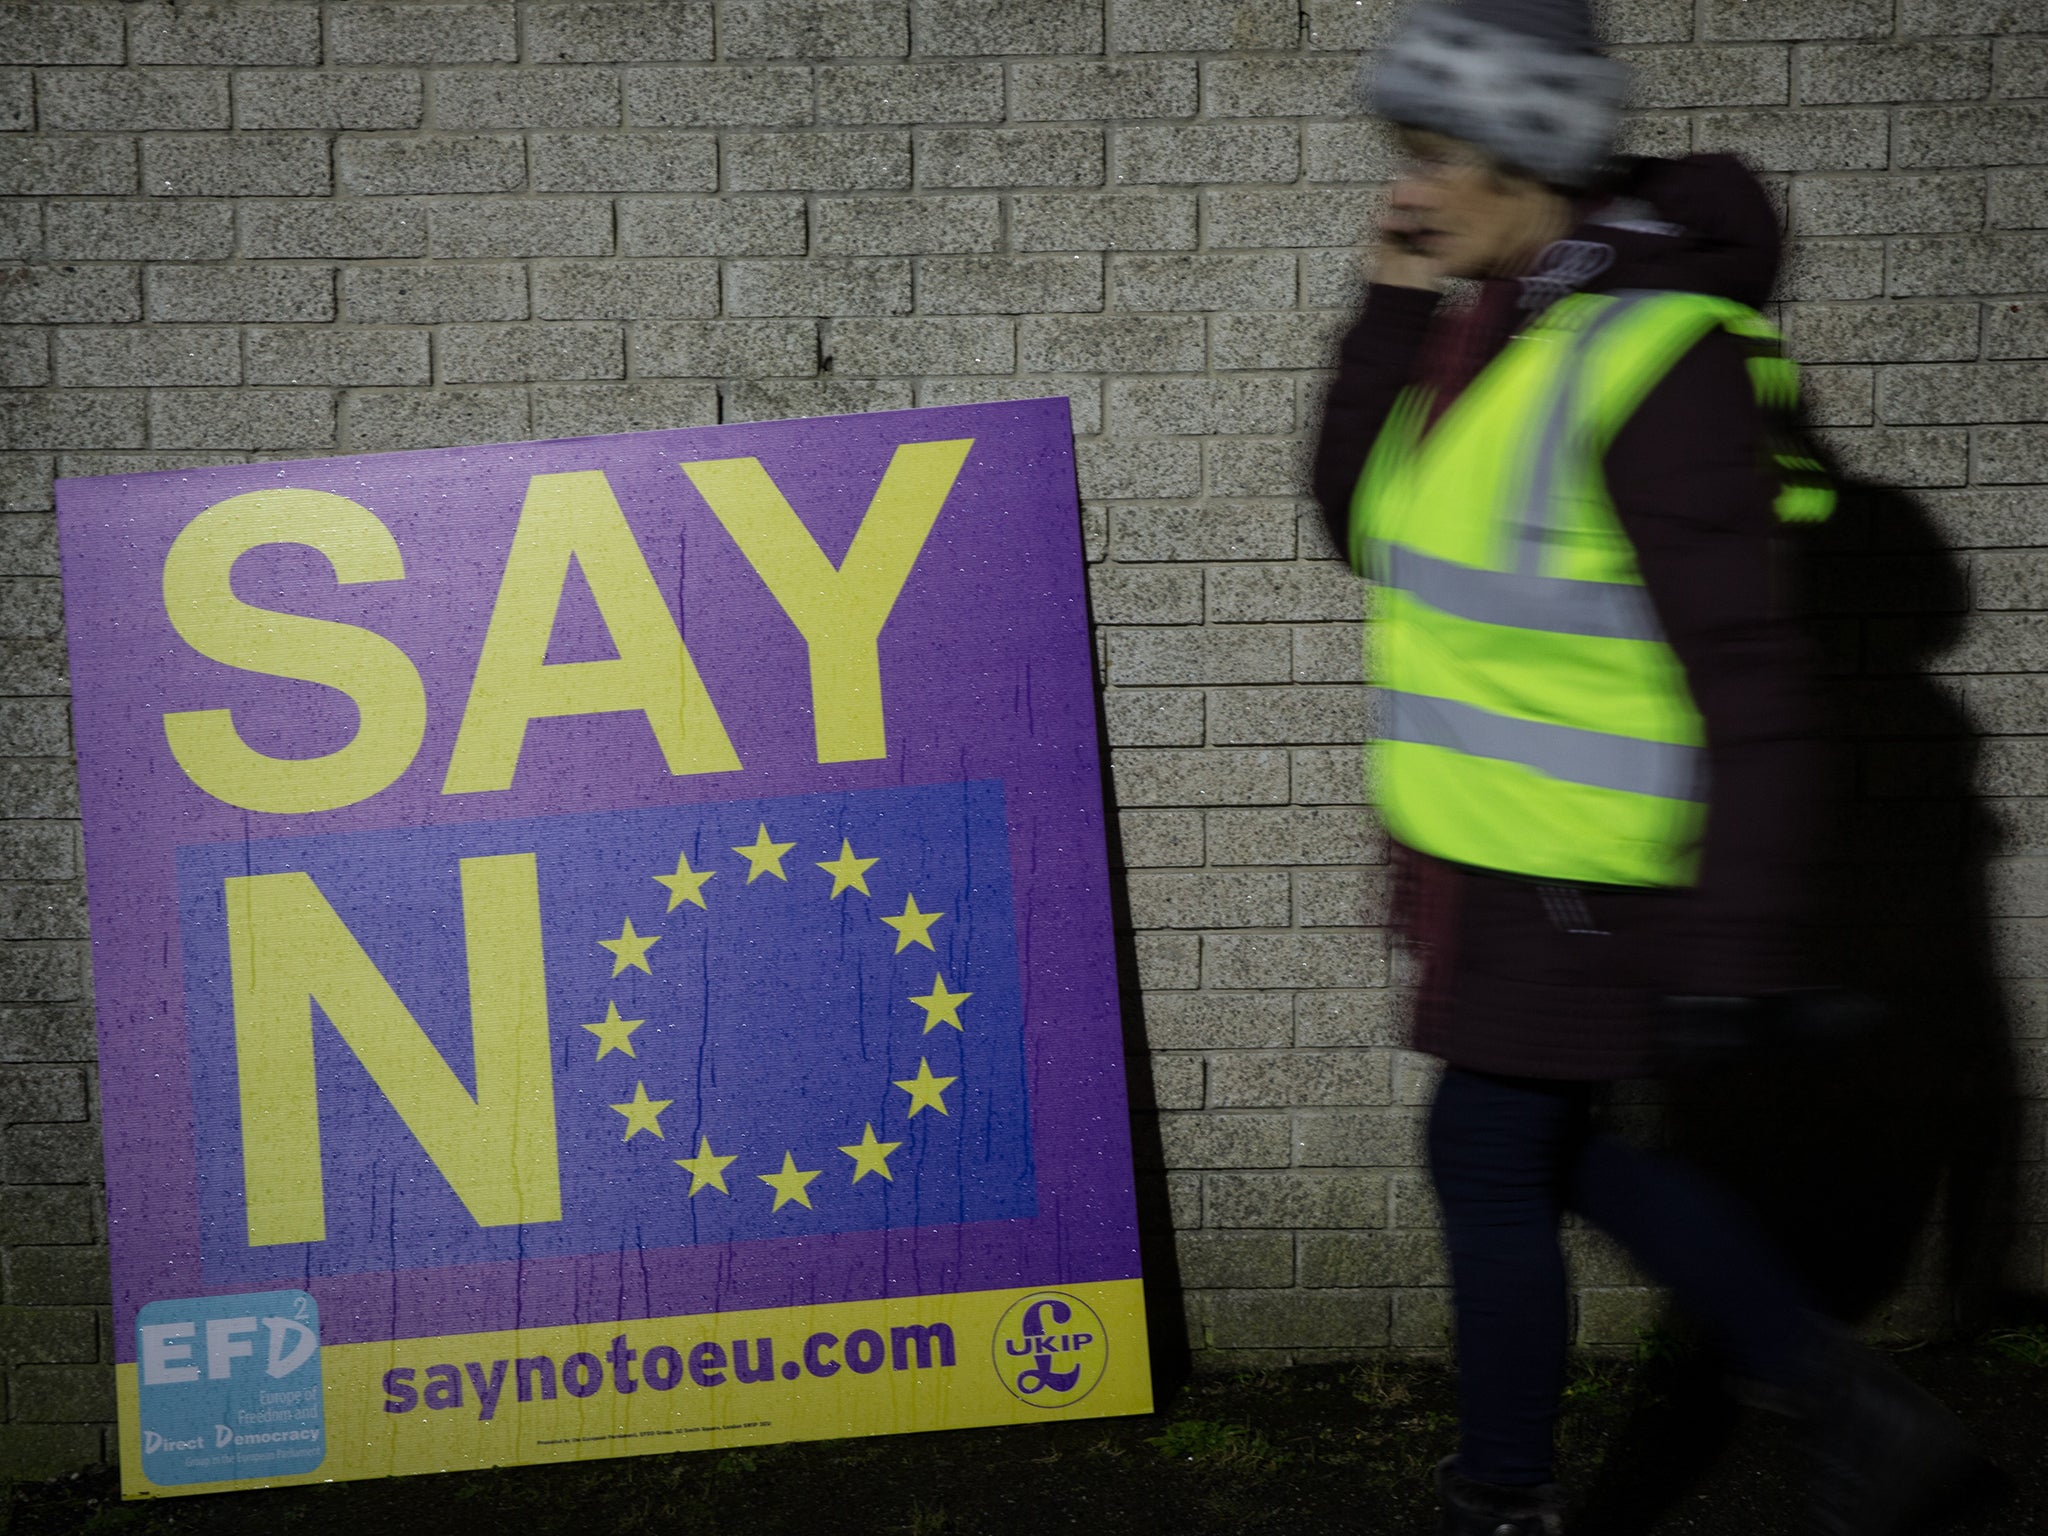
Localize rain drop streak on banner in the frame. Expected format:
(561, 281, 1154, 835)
(55, 399, 1149, 1498)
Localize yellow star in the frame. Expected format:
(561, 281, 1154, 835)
(910, 973, 972, 1033)
(732, 823, 795, 883)
(653, 851, 716, 911)
(816, 839, 878, 899)
(611, 1081, 672, 1141)
(757, 1150, 822, 1211)
(892, 1058, 957, 1118)
(838, 1122, 902, 1183)
(598, 916, 660, 976)
(880, 893, 944, 953)
(673, 1136, 737, 1196)
(582, 1001, 643, 1060)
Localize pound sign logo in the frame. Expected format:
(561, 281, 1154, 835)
(992, 1291, 1107, 1409)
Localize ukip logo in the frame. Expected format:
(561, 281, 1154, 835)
(992, 1291, 1108, 1410)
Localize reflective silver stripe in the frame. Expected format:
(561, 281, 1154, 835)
(1380, 689, 1705, 801)
(1380, 542, 1665, 642)
(1514, 291, 1657, 576)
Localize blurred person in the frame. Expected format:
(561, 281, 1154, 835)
(1311, 2, 1984, 1532)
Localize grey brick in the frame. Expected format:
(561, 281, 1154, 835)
(526, 2, 713, 62)
(0, 759, 78, 818)
(1809, 427, 1968, 487)
(919, 127, 1101, 189)
(10, 1361, 115, 1423)
(1203, 58, 1357, 117)
(0, 69, 26, 132)
(1111, 745, 1289, 804)
(634, 318, 815, 377)
(130, 1, 320, 65)
(151, 387, 332, 450)
(0, 1423, 102, 1480)
(240, 198, 426, 258)
(1703, 0, 1890, 39)
(345, 386, 527, 451)
(914, 0, 1100, 55)
(1899, 0, 2040, 33)
(1113, 254, 1294, 312)
(1610, 113, 1691, 160)
(1109, 626, 1292, 687)
(829, 316, 1012, 374)
(617, 195, 806, 256)
(918, 253, 1101, 315)
(0, 138, 135, 197)
(1784, 302, 1982, 363)
(1078, 441, 1206, 503)
(1113, 0, 1298, 52)
(0, 464, 55, 517)
(1294, 1104, 1420, 1164)
(38, 67, 227, 130)
(436, 67, 620, 129)
(1208, 439, 1310, 498)
(337, 134, 524, 196)
(52, 327, 237, 388)
(721, 0, 907, 59)
(1880, 364, 2048, 425)
(1992, 170, 2048, 231)
(1148, 1111, 1293, 1170)
(1774, 240, 1884, 300)
(428, 198, 611, 258)
(533, 380, 716, 438)
(0, 1004, 94, 1061)
(1011, 61, 1195, 121)
(1801, 365, 1874, 427)
(1894, 236, 2048, 297)
(727, 257, 911, 317)
(1127, 870, 1291, 929)
(1206, 935, 1386, 991)
(1208, 1289, 1391, 1350)
(245, 326, 427, 387)
(727, 130, 908, 191)
(0, 1185, 92, 1246)
(532, 132, 715, 193)
(1899, 106, 2048, 170)
(1208, 564, 1361, 624)
(1110, 376, 1294, 437)
(532, 259, 715, 320)
(1990, 302, 2048, 360)
(1208, 685, 1365, 746)
(0, 941, 84, 1001)
(143, 132, 327, 197)
(2, 1243, 110, 1307)
(1625, 45, 1788, 107)
(43, 200, 231, 262)
(1171, 1231, 1293, 1288)
(0, 390, 142, 449)
(0, 4, 125, 65)
(1145, 1052, 1204, 1107)
(341, 263, 519, 323)
(1909, 489, 2048, 549)
(1977, 553, 2048, 611)
(1110, 503, 1294, 564)
(1103, 686, 1203, 744)
(0, 638, 68, 693)
(1697, 109, 1886, 172)
(0, 699, 69, 755)
(0, 1060, 86, 1118)
(1205, 1170, 1387, 1230)
(1299, 1230, 1446, 1287)
(916, 376, 1101, 434)
(329, 3, 516, 63)
(814, 195, 999, 256)
(1143, 992, 1291, 1051)
(1295, 867, 1390, 928)
(1117, 125, 1296, 187)
(626, 65, 812, 127)
(1304, 121, 1399, 182)
(1118, 807, 1203, 868)
(0, 203, 38, 262)
(1211, 312, 1347, 372)
(1208, 191, 1376, 254)
(1021, 315, 1202, 374)
(1304, 0, 1406, 48)
(818, 63, 1002, 124)
(1790, 174, 1984, 237)
(1800, 42, 1991, 104)
(0, 576, 60, 638)
(1209, 806, 1380, 866)
(236, 69, 422, 129)
(722, 377, 910, 422)
(2001, 37, 2048, 99)
(1979, 427, 2048, 485)
(1013, 191, 1195, 252)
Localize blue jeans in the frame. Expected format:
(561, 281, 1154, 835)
(1428, 1066, 1812, 1487)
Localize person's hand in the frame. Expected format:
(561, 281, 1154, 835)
(1372, 197, 1448, 292)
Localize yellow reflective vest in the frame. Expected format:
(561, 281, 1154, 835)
(1350, 289, 1832, 888)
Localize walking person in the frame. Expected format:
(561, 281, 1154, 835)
(1313, 3, 1984, 1531)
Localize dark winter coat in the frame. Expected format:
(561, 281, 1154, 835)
(1312, 153, 1824, 1081)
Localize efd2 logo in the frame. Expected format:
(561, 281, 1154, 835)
(136, 1290, 325, 1487)
(992, 1291, 1107, 1409)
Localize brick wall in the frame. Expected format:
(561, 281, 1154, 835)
(2, 0, 2043, 1477)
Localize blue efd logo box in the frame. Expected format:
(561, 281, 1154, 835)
(135, 1290, 326, 1487)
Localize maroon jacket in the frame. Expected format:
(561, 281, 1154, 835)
(1312, 154, 1823, 1080)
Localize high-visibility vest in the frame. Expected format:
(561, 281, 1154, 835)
(1350, 288, 1832, 888)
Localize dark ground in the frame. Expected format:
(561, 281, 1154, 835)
(6, 1329, 2043, 1536)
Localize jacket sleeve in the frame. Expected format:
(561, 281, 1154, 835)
(1605, 327, 1823, 995)
(1311, 282, 1439, 564)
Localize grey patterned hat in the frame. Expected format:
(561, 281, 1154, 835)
(1363, 0, 1630, 188)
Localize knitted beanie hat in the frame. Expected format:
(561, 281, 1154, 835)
(1363, 0, 1630, 188)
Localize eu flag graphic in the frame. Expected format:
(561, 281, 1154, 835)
(177, 780, 1034, 1286)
